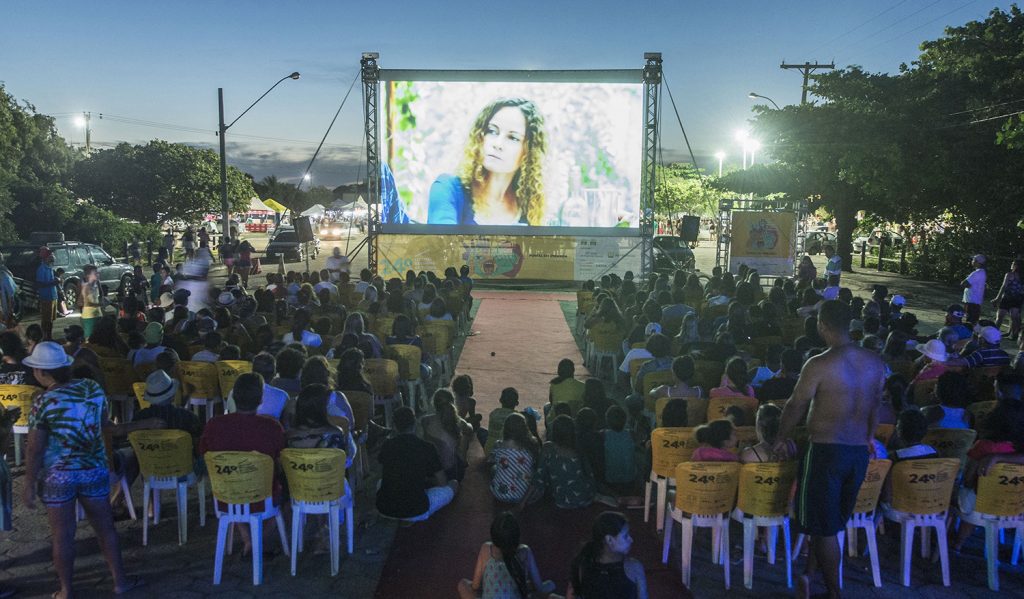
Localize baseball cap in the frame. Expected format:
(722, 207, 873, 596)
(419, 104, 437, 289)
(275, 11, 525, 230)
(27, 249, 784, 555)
(973, 254, 987, 265)
(977, 325, 1001, 345)
(890, 295, 906, 307)
(946, 304, 965, 319)
(645, 322, 663, 336)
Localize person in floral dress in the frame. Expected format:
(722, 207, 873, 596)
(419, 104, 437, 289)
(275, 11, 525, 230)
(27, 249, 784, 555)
(490, 413, 539, 503)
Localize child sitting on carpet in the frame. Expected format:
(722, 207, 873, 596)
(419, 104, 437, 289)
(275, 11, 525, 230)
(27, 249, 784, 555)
(458, 512, 560, 599)
(452, 374, 487, 448)
(567, 511, 649, 599)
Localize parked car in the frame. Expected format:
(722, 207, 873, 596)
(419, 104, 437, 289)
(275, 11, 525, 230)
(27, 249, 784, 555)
(805, 231, 837, 255)
(853, 230, 904, 250)
(263, 227, 320, 263)
(652, 235, 696, 271)
(0, 237, 134, 310)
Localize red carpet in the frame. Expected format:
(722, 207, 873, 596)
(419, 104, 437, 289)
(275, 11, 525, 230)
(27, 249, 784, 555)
(374, 291, 687, 598)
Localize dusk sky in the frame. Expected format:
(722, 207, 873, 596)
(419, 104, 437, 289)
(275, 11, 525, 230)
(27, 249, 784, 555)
(3, 1, 1013, 187)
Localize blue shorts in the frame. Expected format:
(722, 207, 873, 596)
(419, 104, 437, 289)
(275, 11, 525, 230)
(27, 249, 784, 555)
(39, 467, 110, 506)
(795, 443, 868, 536)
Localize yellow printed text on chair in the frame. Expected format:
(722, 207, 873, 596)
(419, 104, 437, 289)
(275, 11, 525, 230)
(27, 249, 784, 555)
(216, 361, 253, 408)
(884, 458, 960, 587)
(128, 430, 206, 546)
(961, 463, 1024, 591)
(644, 427, 698, 531)
(205, 451, 289, 585)
(655, 396, 707, 428)
(98, 357, 139, 423)
(385, 345, 428, 413)
(732, 461, 798, 589)
(661, 462, 741, 589)
(707, 395, 758, 426)
(0, 384, 35, 465)
(280, 448, 353, 576)
(364, 358, 400, 429)
(921, 428, 977, 471)
(179, 361, 222, 422)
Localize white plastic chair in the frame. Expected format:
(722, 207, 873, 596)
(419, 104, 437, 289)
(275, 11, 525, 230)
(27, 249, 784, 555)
(960, 462, 1024, 591)
(731, 462, 798, 590)
(883, 458, 960, 587)
(205, 451, 290, 585)
(281, 448, 354, 577)
(129, 430, 206, 546)
(661, 462, 740, 589)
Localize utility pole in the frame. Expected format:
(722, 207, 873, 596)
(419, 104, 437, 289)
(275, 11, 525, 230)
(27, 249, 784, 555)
(81, 111, 92, 155)
(780, 61, 835, 104)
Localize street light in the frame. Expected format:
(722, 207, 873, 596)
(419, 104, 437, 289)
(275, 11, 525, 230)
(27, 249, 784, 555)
(218, 72, 300, 243)
(748, 92, 781, 110)
(714, 151, 726, 177)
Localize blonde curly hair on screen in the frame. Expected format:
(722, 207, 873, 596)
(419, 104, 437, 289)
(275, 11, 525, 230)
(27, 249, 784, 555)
(457, 97, 547, 226)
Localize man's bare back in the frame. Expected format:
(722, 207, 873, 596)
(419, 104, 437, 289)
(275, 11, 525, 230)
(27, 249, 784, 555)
(797, 343, 885, 445)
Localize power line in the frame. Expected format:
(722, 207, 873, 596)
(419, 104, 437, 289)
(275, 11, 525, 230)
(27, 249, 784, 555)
(832, 0, 943, 58)
(846, 0, 979, 62)
(947, 98, 1024, 117)
(808, 0, 910, 56)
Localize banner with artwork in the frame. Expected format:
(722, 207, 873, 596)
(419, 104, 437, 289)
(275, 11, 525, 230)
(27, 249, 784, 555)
(376, 234, 641, 281)
(728, 211, 798, 277)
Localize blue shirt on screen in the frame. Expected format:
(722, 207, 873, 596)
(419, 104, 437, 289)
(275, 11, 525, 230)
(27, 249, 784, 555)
(381, 162, 410, 225)
(428, 174, 473, 225)
(35, 263, 58, 301)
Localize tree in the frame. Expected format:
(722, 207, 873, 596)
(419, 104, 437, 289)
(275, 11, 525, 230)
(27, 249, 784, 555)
(72, 140, 254, 225)
(653, 163, 718, 220)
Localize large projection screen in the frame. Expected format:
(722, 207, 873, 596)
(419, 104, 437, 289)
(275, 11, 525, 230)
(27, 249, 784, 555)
(379, 69, 644, 237)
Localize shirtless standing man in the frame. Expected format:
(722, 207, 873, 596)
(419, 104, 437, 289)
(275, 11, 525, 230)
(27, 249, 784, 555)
(775, 300, 885, 599)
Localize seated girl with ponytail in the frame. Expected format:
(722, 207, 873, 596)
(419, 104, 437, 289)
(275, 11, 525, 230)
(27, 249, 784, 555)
(567, 511, 648, 599)
(458, 511, 559, 599)
(690, 419, 739, 462)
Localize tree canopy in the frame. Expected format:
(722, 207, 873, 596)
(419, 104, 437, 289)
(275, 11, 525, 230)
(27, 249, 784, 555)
(72, 140, 255, 225)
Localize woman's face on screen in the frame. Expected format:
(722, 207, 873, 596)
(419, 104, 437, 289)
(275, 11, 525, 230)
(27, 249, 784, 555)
(481, 106, 527, 175)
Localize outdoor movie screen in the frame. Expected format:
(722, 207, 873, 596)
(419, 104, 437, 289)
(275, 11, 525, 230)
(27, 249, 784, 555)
(380, 76, 643, 234)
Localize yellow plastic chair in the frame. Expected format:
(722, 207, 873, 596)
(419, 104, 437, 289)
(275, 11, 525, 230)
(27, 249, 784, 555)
(421, 321, 455, 386)
(874, 423, 896, 447)
(706, 395, 758, 425)
(132, 382, 152, 411)
(179, 361, 222, 422)
(133, 362, 157, 385)
(731, 461, 798, 589)
(655, 396, 707, 428)
(644, 427, 698, 531)
(0, 384, 36, 465)
(216, 361, 253, 408)
(364, 358, 400, 429)
(960, 463, 1024, 591)
(921, 428, 977, 471)
(128, 430, 206, 546)
(967, 400, 998, 439)
(640, 370, 676, 410)
(204, 451, 290, 585)
(883, 457, 960, 587)
(731, 426, 760, 455)
(661, 462, 741, 589)
(912, 378, 939, 406)
(585, 322, 622, 380)
(343, 390, 373, 490)
(693, 360, 725, 393)
(98, 356, 139, 423)
(627, 358, 649, 389)
(793, 459, 892, 589)
(371, 315, 395, 341)
(575, 291, 595, 335)
(550, 378, 586, 416)
(385, 345, 427, 413)
(280, 448, 353, 577)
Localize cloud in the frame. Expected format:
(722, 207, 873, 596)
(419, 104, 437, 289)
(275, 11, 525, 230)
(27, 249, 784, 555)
(191, 140, 365, 187)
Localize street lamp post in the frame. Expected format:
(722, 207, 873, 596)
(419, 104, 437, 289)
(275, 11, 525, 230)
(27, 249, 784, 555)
(218, 72, 300, 244)
(714, 151, 725, 177)
(748, 92, 781, 110)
